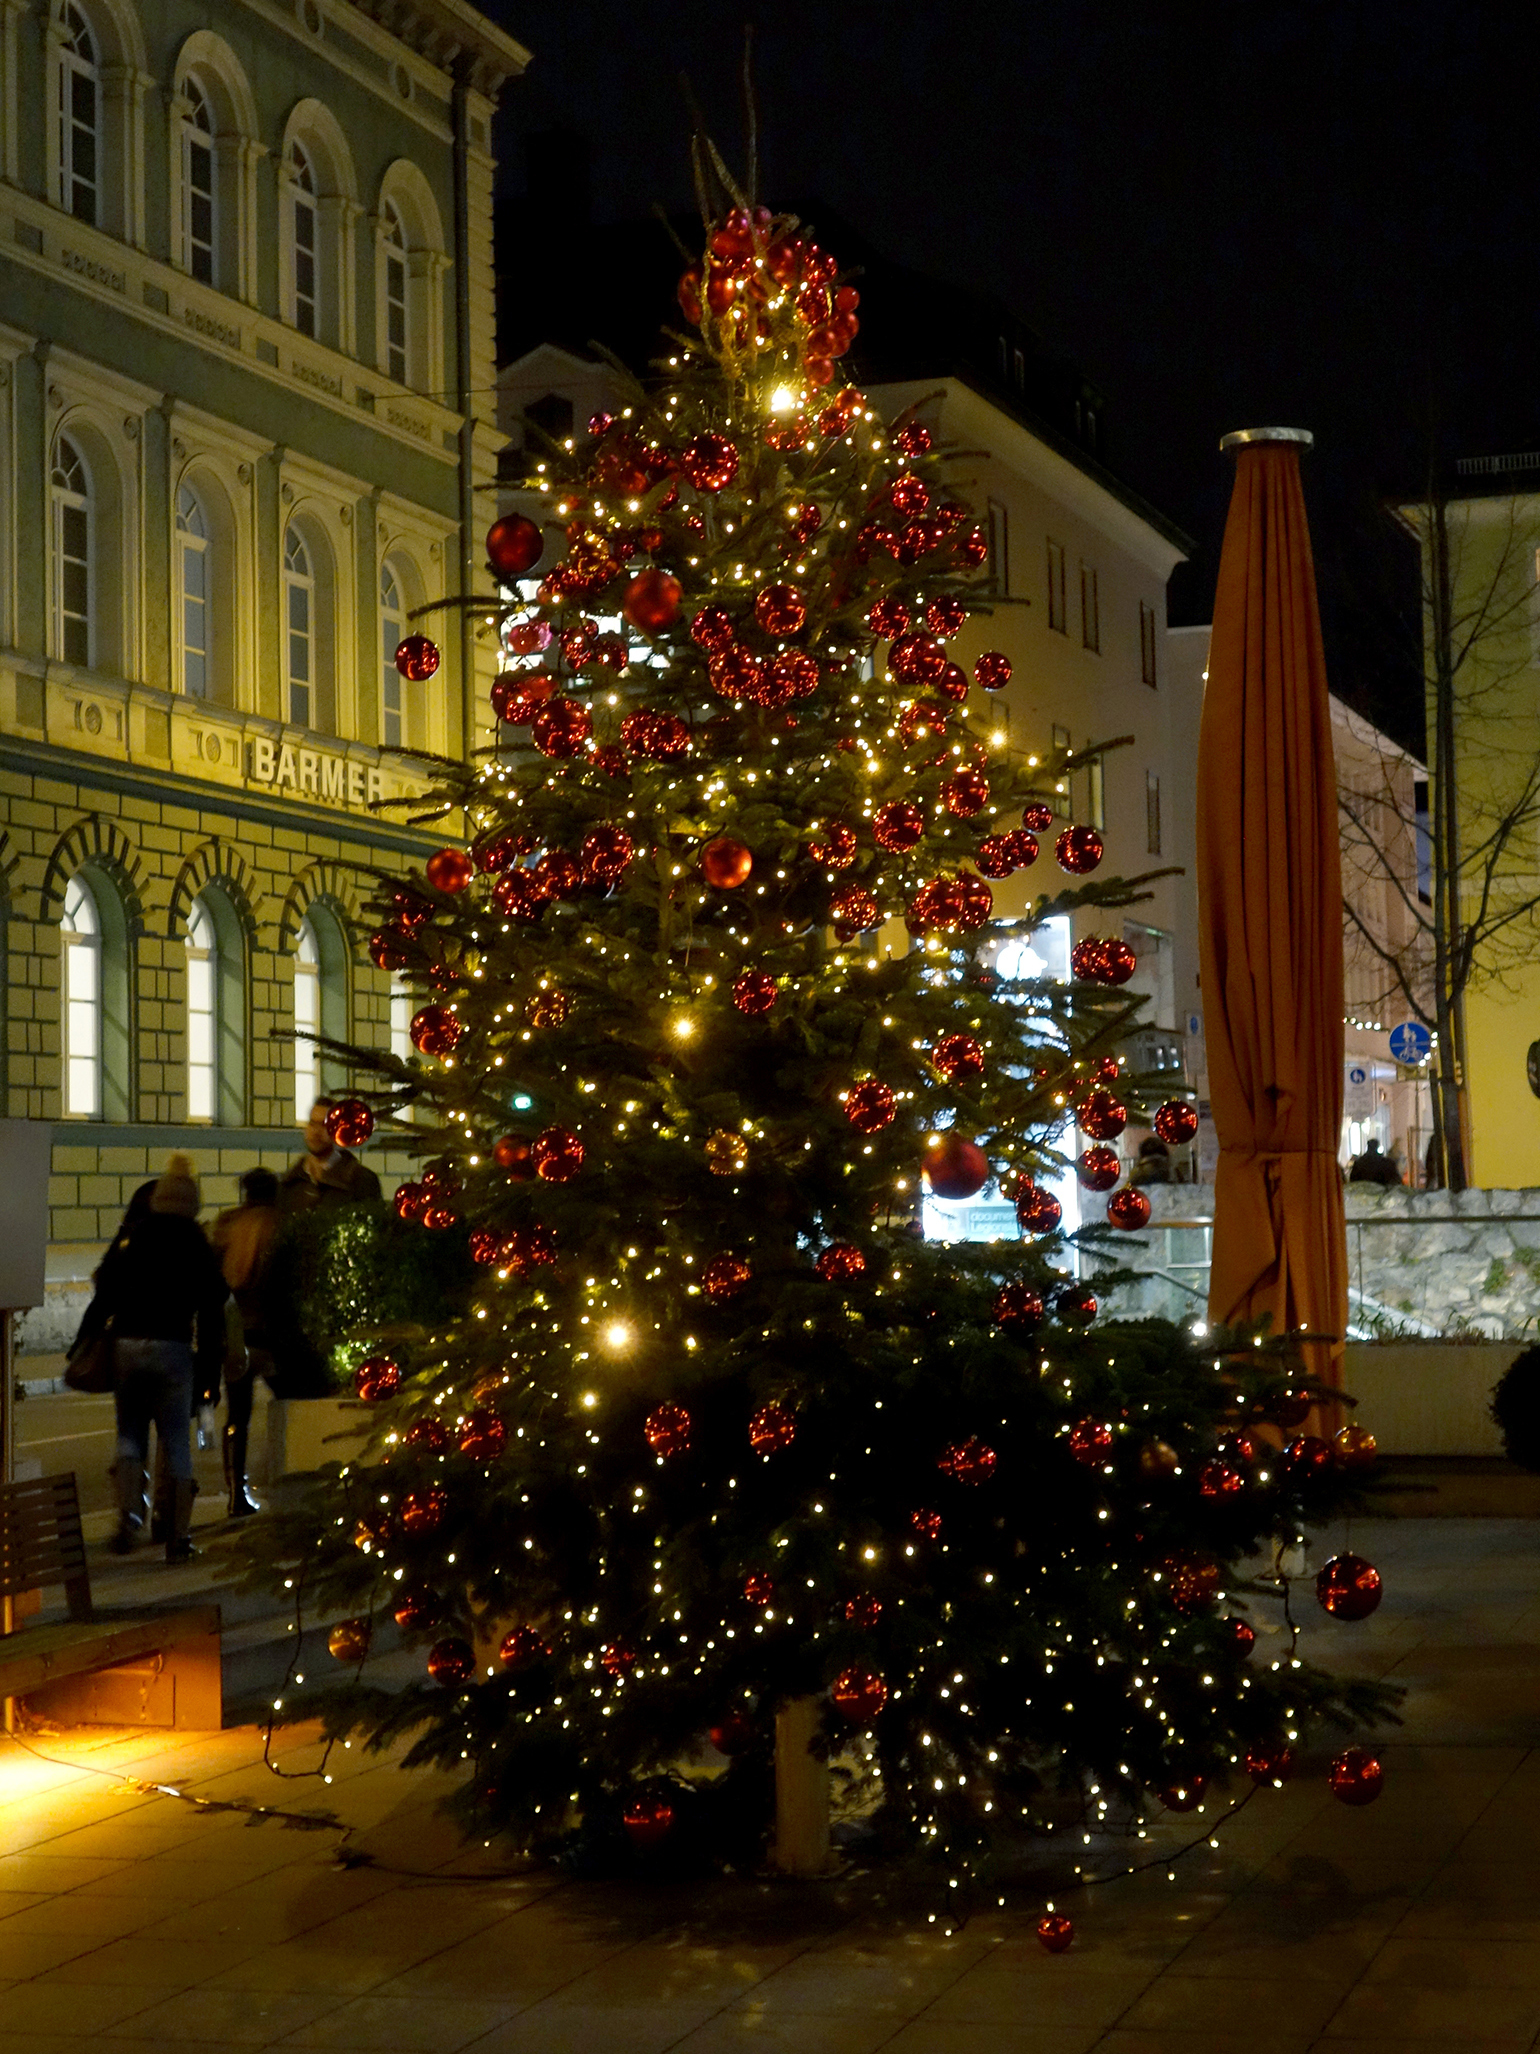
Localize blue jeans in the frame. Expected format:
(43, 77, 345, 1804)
(114, 1338, 195, 1483)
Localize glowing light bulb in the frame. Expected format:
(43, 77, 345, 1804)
(603, 1323, 632, 1352)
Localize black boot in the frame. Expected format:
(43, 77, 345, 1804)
(149, 1441, 172, 1544)
(166, 1477, 198, 1564)
(109, 1458, 147, 1554)
(224, 1423, 259, 1518)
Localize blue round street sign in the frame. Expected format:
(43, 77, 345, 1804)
(1388, 1021, 1432, 1064)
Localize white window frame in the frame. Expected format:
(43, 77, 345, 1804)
(186, 897, 216, 1120)
(284, 524, 313, 727)
(56, 4, 98, 224)
(51, 434, 92, 667)
(176, 482, 209, 697)
(382, 199, 408, 385)
(294, 915, 320, 1121)
(380, 558, 405, 745)
(181, 76, 216, 285)
(62, 874, 102, 1118)
(289, 143, 318, 338)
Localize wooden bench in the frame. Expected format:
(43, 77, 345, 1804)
(0, 1474, 222, 1729)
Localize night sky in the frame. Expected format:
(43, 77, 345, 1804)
(483, 2, 1540, 754)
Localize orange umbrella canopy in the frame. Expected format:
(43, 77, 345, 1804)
(1197, 432, 1347, 1382)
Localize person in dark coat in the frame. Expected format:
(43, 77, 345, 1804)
(279, 1098, 382, 1212)
(209, 1167, 284, 1518)
(90, 1154, 229, 1560)
(1349, 1137, 1403, 1186)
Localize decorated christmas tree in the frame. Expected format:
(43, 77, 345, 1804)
(238, 166, 1394, 1907)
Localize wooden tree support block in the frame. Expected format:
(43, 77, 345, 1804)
(773, 1695, 833, 1878)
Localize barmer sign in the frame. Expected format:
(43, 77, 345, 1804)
(249, 737, 387, 807)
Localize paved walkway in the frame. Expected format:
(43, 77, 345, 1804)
(3, 1515, 1540, 2052)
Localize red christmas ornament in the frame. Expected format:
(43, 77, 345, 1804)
(889, 473, 929, 519)
(815, 1242, 867, 1281)
(490, 673, 549, 726)
(393, 1586, 439, 1630)
(732, 970, 778, 1016)
(532, 1126, 584, 1182)
(399, 1484, 448, 1535)
(1069, 1419, 1114, 1466)
(1162, 1554, 1221, 1613)
(1002, 828, 1040, 871)
(1078, 1090, 1128, 1140)
(501, 1222, 556, 1276)
(708, 1711, 755, 1754)
(325, 1098, 374, 1148)
(911, 1508, 943, 1541)
(1284, 1434, 1334, 1475)
(925, 1134, 989, 1199)
(499, 1624, 550, 1669)
(831, 884, 881, 935)
(749, 1402, 796, 1454)
(703, 1253, 751, 1301)
(1106, 1186, 1152, 1230)
(1329, 1750, 1384, 1807)
(829, 1666, 888, 1724)
(682, 432, 739, 492)
(897, 698, 950, 750)
(873, 800, 926, 852)
(409, 1005, 461, 1057)
(894, 422, 933, 458)
(846, 1079, 896, 1134)
(458, 1409, 507, 1461)
(505, 620, 552, 656)
(935, 661, 969, 703)
(933, 1033, 984, 1082)
(972, 651, 1010, 690)
(1056, 825, 1104, 874)
(404, 1416, 448, 1452)
(427, 1638, 476, 1687)
(1245, 1743, 1294, 1784)
(1057, 1282, 1098, 1326)
(807, 822, 857, 869)
(644, 1404, 692, 1458)
(889, 630, 947, 683)
(622, 1795, 676, 1849)
(925, 595, 966, 638)
(844, 1593, 883, 1629)
(702, 837, 753, 888)
(485, 513, 544, 577)
(1036, 1914, 1074, 1954)
(426, 848, 474, 894)
(765, 651, 820, 703)
(691, 603, 735, 649)
(1316, 1553, 1383, 1621)
(493, 1135, 534, 1177)
(581, 823, 634, 885)
(392, 1180, 427, 1222)
(491, 868, 547, 925)
(1199, 1460, 1245, 1498)
(867, 596, 911, 638)
(993, 1281, 1045, 1339)
(1022, 802, 1054, 832)
(600, 1641, 637, 1677)
(1334, 1423, 1378, 1471)
(975, 836, 1015, 879)
(533, 851, 583, 902)
(1015, 1184, 1063, 1235)
(942, 768, 990, 818)
(621, 568, 682, 634)
(1159, 1775, 1207, 1813)
(743, 1571, 775, 1606)
(1153, 1100, 1200, 1146)
(354, 1354, 401, 1401)
(755, 582, 807, 635)
(1077, 1146, 1121, 1191)
(394, 633, 440, 681)
(532, 698, 592, 758)
(1226, 1616, 1257, 1654)
(939, 1437, 998, 1485)
(1270, 1389, 1313, 1429)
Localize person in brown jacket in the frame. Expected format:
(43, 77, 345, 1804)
(208, 1166, 284, 1517)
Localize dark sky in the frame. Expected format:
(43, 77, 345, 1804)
(482, 2, 1540, 754)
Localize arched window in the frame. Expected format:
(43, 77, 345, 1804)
(380, 559, 405, 746)
(51, 434, 92, 667)
(56, 5, 98, 224)
(176, 483, 208, 697)
(294, 905, 347, 1118)
(181, 76, 216, 284)
(289, 142, 318, 337)
(62, 873, 101, 1116)
(284, 524, 313, 726)
(185, 897, 215, 1118)
(382, 200, 408, 384)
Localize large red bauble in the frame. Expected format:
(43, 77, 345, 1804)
(844, 1592, 883, 1629)
(458, 1408, 507, 1461)
(925, 1134, 988, 1199)
(975, 835, 1016, 879)
(533, 1126, 584, 1181)
(1153, 1099, 1200, 1145)
(623, 1795, 676, 1849)
(506, 620, 552, 656)
(1334, 1423, 1378, 1471)
(1036, 1914, 1074, 1954)
(765, 651, 819, 703)
(703, 1253, 751, 1301)
(1078, 1089, 1128, 1140)
(325, 1097, 374, 1148)
(890, 472, 929, 518)
(1161, 1554, 1221, 1613)
(499, 1625, 550, 1669)
(394, 633, 440, 681)
(808, 822, 857, 869)
(426, 848, 474, 894)
(749, 1402, 796, 1454)
(911, 1508, 942, 1541)
(691, 604, 735, 649)
(1316, 1553, 1383, 1621)
(1077, 1145, 1121, 1191)
(1023, 802, 1054, 832)
(1245, 1743, 1294, 1784)
(644, 1404, 692, 1458)
(354, 1354, 401, 1401)
(829, 1666, 888, 1724)
(831, 885, 881, 935)
(702, 837, 753, 888)
(485, 513, 544, 577)
(427, 1638, 476, 1687)
(1159, 1774, 1207, 1813)
(873, 800, 925, 852)
(1107, 1186, 1152, 1230)
(889, 631, 946, 683)
(493, 1135, 534, 1178)
(620, 710, 689, 761)
(1226, 1616, 1257, 1654)
(532, 698, 592, 758)
(846, 1079, 896, 1134)
(492, 868, 547, 925)
(1270, 1389, 1313, 1430)
(410, 1005, 461, 1056)
(405, 1416, 448, 1452)
(743, 1571, 775, 1606)
(328, 1617, 371, 1663)
(755, 582, 806, 635)
(974, 651, 1011, 690)
(399, 1485, 448, 1535)
(1056, 825, 1104, 874)
(1329, 1748, 1384, 1806)
(534, 851, 582, 902)
(1015, 1185, 1062, 1235)
(393, 1586, 439, 1630)
(1003, 828, 1040, 869)
(1198, 1460, 1245, 1498)
(942, 768, 990, 817)
(938, 1437, 997, 1485)
(994, 1281, 1044, 1339)
(1069, 1419, 1113, 1466)
(682, 432, 739, 492)
(815, 1242, 867, 1281)
(733, 970, 778, 1016)
(867, 597, 910, 638)
(933, 1033, 984, 1082)
(936, 661, 969, 702)
(621, 568, 682, 634)
(708, 1710, 754, 1754)
(1284, 1434, 1334, 1475)
(490, 672, 552, 725)
(581, 823, 634, 884)
(1057, 1282, 1099, 1326)
(708, 646, 763, 701)
(600, 1641, 637, 1677)
(392, 1180, 427, 1222)
(925, 595, 966, 637)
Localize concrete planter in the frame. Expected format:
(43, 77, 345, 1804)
(1342, 1341, 1520, 1457)
(257, 1395, 373, 1481)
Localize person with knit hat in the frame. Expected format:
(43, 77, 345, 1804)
(89, 1153, 230, 1560)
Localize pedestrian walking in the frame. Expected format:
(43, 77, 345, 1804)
(209, 1167, 284, 1518)
(279, 1098, 382, 1212)
(87, 1154, 230, 1560)
(1348, 1136, 1402, 1186)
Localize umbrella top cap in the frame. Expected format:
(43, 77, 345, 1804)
(1220, 427, 1314, 454)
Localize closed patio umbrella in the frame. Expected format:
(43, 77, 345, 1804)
(1197, 428, 1347, 1390)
